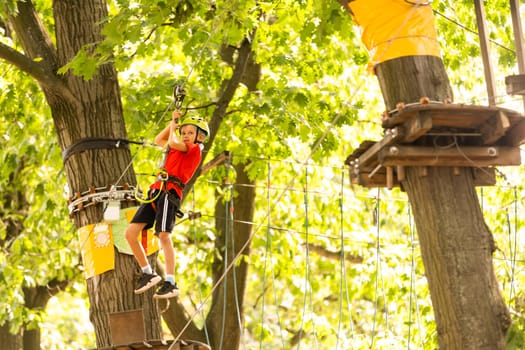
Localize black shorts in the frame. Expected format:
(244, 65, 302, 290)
(131, 189, 181, 234)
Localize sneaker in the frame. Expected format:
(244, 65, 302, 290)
(134, 273, 162, 294)
(153, 281, 179, 299)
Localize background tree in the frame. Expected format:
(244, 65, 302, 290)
(341, 0, 517, 348)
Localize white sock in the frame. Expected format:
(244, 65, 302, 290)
(165, 275, 175, 285)
(141, 265, 153, 275)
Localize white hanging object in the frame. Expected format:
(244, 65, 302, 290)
(104, 201, 121, 221)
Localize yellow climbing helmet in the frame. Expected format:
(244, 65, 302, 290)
(179, 114, 210, 141)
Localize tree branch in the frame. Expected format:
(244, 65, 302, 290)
(305, 243, 364, 264)
(3, 0, 78, 104)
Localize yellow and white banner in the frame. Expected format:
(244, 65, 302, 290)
(78, 207, 160, 279)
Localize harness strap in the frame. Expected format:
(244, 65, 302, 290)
(157, 173, 186, 190)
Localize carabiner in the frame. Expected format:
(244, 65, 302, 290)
(173, 84, 186, 110)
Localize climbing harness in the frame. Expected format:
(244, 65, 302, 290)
(134, 170, 185, 208)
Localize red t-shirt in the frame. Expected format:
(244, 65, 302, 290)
(150, 143, 203, 198)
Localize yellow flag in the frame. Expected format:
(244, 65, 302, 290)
(78, 222, 115, 279)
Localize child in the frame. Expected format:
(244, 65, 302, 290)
(125, 110, 209, 299)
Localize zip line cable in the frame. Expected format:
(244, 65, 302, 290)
(433, 9, 515, 54)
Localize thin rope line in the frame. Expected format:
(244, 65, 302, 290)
(305, 166, 319, 349)
(407, 205, 415, 349)
(336, 166, 356, 349)
(507, 187, 518, 302)
(296, 167, 308, 350)
(191, 188, 211, 346)
(229, 160, 247, 350)
(111, 0, 231, 191)
(433, 9, 515, 54)
(217, 166, 230, 350)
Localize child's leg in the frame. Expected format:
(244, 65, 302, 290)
(158, 231, 175, 276)
(154, 231, 179, 298)
(125, 222, 149, 268)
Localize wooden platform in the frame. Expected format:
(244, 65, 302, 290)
(99, 339, 211, 350)
(346, 103, 525, 189)
(99, 310, 211, 350)
(506, 74, 525, 95)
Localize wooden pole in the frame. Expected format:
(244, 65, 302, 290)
(474, 0, 497, 107)
(510, 0, 525, 112)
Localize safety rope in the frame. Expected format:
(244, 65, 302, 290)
(190, 188, 211, 346)
(217, 161, 230, 350)
(259, 160, 285, 349)
(507, 187, 518, 302)
(370, 188, 389, 348)
(296, 165, 318, 349)
(228, 161, 247, 350)
(407, 205, 425, 349)
(336, 166, 356, 350)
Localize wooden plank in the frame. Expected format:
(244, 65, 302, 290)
(386, 166, 394, 189)
(109, 310, 145, 346)
(380, 146, 521, 167)
(472, 167, 496, 186)
(506, 118, 525, 146)
(480, 110, 510, 144)
(510, 0, 525, 109)
(474, 0, 497, 106)
(397, 165, 405, 182)
(506, 74, 525, 96)
(353, 127, 403, 168)
(354, 167, 495, 188)
(511, 0, 525, 71)
(402, 112, 432, 142)
(200, 150, 230, 174)
(428, 112, 492, 129)
(382, 104, 520, 129)
(355, 172, 400, 188)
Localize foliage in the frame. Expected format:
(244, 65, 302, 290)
(0, 62, 79, 333)
(0, 0, 524, 349)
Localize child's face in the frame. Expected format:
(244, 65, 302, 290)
(180, 125, 199, 143)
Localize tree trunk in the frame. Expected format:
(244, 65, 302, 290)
(8, 1, 161, 347)
(0, 325, 21, 350)
(53, 1, 162, 346)
(375, 56, 511, 348)
(23, 282, 70, 350)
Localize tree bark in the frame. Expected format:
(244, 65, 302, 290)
(375, 56, 510, 349)
(0, 324, 22, 350)
(7, 1, 160, 348)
